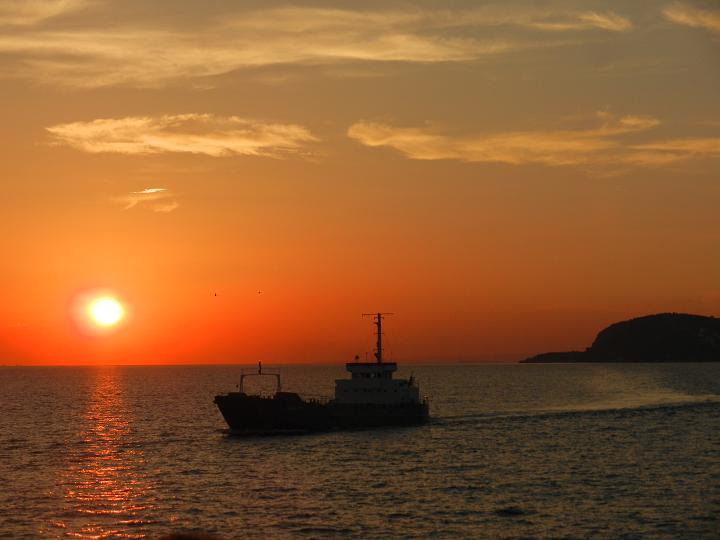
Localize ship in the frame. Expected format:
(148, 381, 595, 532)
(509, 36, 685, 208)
(214, 313, 430, 434)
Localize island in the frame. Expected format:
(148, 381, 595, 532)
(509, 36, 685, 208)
(522, 313, 720, 363)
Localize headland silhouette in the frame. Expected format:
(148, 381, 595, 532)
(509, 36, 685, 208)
(522, 313, 720, 363)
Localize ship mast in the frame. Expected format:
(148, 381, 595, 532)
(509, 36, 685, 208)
(363, 312, 394, 363)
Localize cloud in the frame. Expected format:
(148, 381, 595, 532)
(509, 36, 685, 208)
(347, 113, 663, 166)
(118, 187, 179, 213)
(0, 0, 87, 26)
(627, 137, 720, 164)
(0, 5, 632, 87)
(524, 11, 632, 32)
(46, 114, 318, 157)
(231, 7, 632, 35)
(0, 28, 521, 87)
(662, 2, 720, 33)
(152, 200, 179, 213)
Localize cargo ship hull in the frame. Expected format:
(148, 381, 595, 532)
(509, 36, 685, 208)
(214, 392, 429, 435)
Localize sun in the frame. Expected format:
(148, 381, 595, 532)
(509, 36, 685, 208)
(88, 297, 124, 327)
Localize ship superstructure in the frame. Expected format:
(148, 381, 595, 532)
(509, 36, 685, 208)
(334, 313, 422, 406)
(214, 313, 429, 434)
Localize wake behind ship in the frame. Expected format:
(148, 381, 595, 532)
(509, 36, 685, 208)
(214, 313, 430, 434)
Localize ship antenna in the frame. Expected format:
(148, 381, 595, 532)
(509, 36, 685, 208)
(362, 312, 394, 364)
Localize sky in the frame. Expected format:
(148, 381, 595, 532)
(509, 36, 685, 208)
(1, 0, 719, 364)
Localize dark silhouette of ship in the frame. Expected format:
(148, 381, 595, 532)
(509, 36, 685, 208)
(214, 313, 430, 434)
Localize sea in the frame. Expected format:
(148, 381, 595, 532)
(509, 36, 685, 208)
(0, 363, 718, 539)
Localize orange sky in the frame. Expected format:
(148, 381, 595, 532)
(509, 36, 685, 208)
(1, 0, 719, 364)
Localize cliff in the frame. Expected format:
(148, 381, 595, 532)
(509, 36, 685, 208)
(522, 313, 720, 363)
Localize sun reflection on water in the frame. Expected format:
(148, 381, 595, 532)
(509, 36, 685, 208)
(51, 368, 155, 539)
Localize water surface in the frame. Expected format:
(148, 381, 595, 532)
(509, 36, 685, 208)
(1, 363, 718, 538)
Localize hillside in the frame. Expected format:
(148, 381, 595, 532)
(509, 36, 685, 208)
(522, 313, 720, 363)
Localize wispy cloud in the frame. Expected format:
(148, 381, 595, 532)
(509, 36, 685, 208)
(0, 0, 87, 26)
(627, 138, 720, 164)
(0, 5, 632, 87)
(46, 114, 318, 157)
(662, 2, 720, 33)
(0, 29, 521, 87)
(118, 187, 179, 213)
(231, 7, 633, 35)
(521, 11, 632, 32)
(348, 113, 664, 166)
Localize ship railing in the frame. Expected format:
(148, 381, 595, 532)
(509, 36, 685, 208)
(298, 394, 333, 405)
(238, 362, 281, 394)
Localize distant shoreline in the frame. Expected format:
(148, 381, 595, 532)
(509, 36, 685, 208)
(522, 313, 720, 363)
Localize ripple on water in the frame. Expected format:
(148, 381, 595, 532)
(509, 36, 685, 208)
(0, 364, 719, 539)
